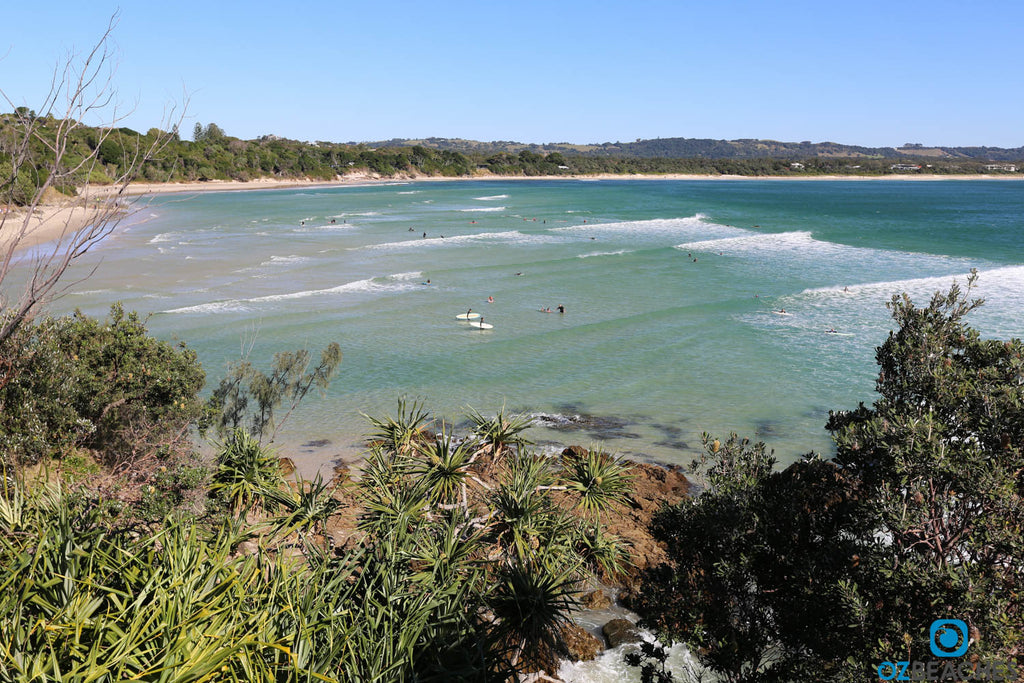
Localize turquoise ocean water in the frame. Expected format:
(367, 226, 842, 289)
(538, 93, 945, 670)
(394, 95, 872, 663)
(47, 178, 1024, 475)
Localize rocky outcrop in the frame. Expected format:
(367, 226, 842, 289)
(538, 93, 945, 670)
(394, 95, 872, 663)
(278, 457, 296, 477)
(563, 449, 690, 575)
(521, 622, 603, 678)
(580, 589, 612, 610)
(602, 618, 642, 648)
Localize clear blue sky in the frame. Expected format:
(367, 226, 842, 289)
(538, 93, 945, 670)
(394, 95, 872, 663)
(2, 1, 1021, 147)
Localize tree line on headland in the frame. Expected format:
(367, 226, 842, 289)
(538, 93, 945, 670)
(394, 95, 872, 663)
(3, 110, 1021, 206)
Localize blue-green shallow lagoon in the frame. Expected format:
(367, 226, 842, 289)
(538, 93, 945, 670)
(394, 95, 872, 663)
(46, 179, 1024, 474)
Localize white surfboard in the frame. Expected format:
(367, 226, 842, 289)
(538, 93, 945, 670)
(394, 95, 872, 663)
(456, 313, 481, 320)
(771, 310, 792, 316)
(469, 321, 493, 330)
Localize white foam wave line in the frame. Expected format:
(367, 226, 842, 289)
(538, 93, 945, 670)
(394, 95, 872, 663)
(165, 272, 425, 313)
(674, 230, 967, 268)
(247, 271, 425, 303)
(149, 233, 179, 244)
(355, 230, 558, 251)
(474, 194, 509, 200)
(164, 300, 249, 314)
(674, 230, 817, 252)
(802, 265, 1024, 301)
(294, 224, 356, 233)
(396, 191, 420, 195)
(458, 206, 506, 212)
(389, 271, 424, 280)
(578, 250, 632, 259)
(550, 214, 725, 237)
(259, 255, 309, 266)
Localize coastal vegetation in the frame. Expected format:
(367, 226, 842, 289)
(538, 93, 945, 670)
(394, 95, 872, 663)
(4, 114, 1022, 210)
(3, 274, 1020, 681)
(0, 337, 639, 679)
(2, 23, 1021, 683)
(628, 274, 1023, 682)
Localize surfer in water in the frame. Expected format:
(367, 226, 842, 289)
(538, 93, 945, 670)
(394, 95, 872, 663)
(466, 308, 473, 318)
(557, 304, 565, 314)
(487, 296, 494, 303)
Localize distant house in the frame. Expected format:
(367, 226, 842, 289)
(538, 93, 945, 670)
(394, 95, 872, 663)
(985, 164, 1017, 172)
(557, 165, 570, 170)
(890, 164, 922, 171)
(790, 162, 804, 169)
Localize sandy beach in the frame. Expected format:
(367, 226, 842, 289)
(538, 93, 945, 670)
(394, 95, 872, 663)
(94, 171, 1023, 200)
(0, 203, 114, 252)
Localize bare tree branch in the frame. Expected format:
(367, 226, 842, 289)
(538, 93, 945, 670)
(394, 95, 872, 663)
(0, 13, 187, 347)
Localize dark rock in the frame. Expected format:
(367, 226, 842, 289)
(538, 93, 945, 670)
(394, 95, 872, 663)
(562, 622, 604, 662)
(301, 439, 331, 448)
(560, 445, 589, 465)
(581, 589, 612, 610)
(602, 618, 642, 648)
(522, 622, 603, 675)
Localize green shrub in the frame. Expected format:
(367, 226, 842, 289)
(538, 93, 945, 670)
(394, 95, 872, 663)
(0, 305, 205, 467)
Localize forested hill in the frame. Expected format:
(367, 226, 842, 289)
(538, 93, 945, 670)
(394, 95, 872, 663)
(3, 110, 1022, 206)
(358, 136, 1024, 162)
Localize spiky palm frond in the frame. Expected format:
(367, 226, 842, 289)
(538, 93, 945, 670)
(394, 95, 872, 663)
(574, 522, 632, 579)
(211, 427, 283, 514)
(562, 447, 635, 515)
(486, 453, 585, 567)
(363, 398, 431, 456)
(265, 472, 343, 536)
(488, 559, 581, 669)
(409, 427, 477, 507)
(466, 406, 534, 456)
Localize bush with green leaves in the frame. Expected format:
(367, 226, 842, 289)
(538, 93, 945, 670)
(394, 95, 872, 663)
(0, 304, 205, 468)
(630, 274, 1024, 682)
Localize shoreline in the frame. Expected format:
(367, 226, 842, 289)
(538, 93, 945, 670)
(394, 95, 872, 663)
(0, 203, 114, 251)
(90, 171, 1024, 200)
(7, 170, 1020, 248)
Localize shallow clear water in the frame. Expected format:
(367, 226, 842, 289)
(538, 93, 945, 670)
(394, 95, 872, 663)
(45, 178, 1024, 475)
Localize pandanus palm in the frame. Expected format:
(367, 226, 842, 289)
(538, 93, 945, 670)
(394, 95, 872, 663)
(363, 398, 431, 456)
(561, 447, 635, 518)
(263, 472, 344, 537)
(408, 425, 478, 509)
(488, 558, 581, 671)
(211, 427, 283, 514)
(466, 406, 534, 459)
